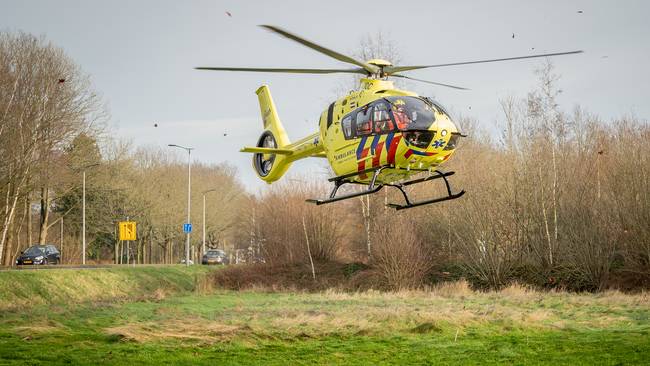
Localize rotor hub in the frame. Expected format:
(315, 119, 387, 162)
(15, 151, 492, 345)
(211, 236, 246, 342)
(366, 59, 392, 67)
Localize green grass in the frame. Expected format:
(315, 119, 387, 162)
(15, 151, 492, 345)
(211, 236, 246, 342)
(0, 276, 648, 365)
(0, 265, 211, 310)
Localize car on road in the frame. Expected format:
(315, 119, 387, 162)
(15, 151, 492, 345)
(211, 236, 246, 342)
(16, 244, 61, 265)
(202, 249, 229, 265)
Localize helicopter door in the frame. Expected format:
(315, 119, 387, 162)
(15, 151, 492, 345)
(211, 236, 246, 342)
(354, 106, 373, 136)
(341, 101, 396, 140)
(341, 115, 353, 139)
(373, 102, 394, 134)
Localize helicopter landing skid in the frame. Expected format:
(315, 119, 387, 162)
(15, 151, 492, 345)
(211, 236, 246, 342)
(305, 165, 389, 205)
(306, 166, 465, 209)
(384, 170, 465, 210)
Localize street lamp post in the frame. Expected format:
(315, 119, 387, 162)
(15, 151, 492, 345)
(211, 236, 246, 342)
(82, 170, 86, 265)
(81, 163, 99, 265)
(60, 216, 63, 264)
(168, 144, 193, 266)
(202, 189, 217, 256)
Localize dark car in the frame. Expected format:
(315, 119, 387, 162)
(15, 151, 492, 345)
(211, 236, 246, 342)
(202, 249, 229, 265)
(16, 244, 61, 265)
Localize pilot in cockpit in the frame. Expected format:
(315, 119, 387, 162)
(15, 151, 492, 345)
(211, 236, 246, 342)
(392, 103, 411, 130)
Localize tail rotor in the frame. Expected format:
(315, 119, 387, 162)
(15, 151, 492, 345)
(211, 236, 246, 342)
(254, 131, 277, 177)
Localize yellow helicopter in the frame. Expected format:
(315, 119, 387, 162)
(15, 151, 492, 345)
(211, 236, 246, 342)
(197, 25, 582, 210)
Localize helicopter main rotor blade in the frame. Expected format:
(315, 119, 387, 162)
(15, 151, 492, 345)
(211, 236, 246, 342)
(195, 66, 367, 74)
(384, 50, 584, 74)
(260, 25, 380, 75)
(391, 74, 470, 90)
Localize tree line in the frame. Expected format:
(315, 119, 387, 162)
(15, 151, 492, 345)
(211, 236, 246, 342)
(0, 31, 243, 266)
(2, 31, 648, 291)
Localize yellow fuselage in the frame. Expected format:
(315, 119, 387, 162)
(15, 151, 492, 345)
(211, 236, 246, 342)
(319, 79, 460, 184)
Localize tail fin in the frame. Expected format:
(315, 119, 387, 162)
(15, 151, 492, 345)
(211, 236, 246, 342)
(256, 85, 290, 146)
(247, 85, 292, 182)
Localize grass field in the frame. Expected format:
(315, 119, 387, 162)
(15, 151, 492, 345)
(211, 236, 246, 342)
(0, 267, 648, 365)
(0, 266, 211, 311)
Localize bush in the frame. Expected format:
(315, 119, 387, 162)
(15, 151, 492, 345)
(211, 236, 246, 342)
(371, 215, 434, 290)
(209, 261, 378, 292)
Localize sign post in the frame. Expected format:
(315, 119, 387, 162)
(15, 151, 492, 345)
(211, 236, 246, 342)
(182, 223, 192, 265)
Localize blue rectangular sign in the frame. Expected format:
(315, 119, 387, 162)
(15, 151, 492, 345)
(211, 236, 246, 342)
(183, 223, 192, 233)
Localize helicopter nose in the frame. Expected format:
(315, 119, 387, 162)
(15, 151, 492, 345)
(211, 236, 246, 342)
(435, 117, 456, 137)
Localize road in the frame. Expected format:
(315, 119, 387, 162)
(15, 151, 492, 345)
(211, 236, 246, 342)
(0, 264, 175, 271)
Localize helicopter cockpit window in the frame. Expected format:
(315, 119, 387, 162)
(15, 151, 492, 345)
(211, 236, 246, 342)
(443, 133, 460, 150)
(343, 99, 433, 140)
(423, 96, 450, 117)
(355, 106, 373, 136)
(404, 130, 434, 149)
(342, 115, 353, 139)
(373, 102, 394, 134)
(385, 96, 435, 131)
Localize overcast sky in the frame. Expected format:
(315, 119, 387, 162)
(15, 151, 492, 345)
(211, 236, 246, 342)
(2, 0, 649, 192)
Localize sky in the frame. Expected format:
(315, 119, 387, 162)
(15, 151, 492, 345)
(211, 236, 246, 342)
(2, 0, 649, 192)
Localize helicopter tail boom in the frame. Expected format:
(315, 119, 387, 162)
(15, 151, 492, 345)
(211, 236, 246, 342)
(241, 85, 324, 183)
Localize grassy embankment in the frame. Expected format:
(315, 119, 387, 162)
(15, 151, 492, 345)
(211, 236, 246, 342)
(0, 265, 211, 311)
(0, 266, 649, 365)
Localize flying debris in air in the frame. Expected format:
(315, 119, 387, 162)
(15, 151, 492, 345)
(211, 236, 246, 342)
(154, 123, 158, 128)
(225, 11, 232, 17)
(223, 133, 227, 136)
(512, 33, 515, 39)
(577, 10, 583, 14)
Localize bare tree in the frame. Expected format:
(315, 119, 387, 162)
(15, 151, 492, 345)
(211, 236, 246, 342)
(0, 31, 104, 264)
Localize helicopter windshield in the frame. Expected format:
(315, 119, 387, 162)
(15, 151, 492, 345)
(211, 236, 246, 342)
(384, 96, 435, 131)
(342, 96, 437, 140)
